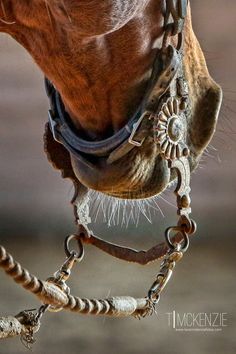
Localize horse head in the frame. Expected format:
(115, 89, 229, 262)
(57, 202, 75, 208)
(0, 0, 222, 199)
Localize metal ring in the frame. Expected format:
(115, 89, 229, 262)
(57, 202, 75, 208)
(165, 226, 189, 253)
(148, 293, 160, 306)
(48, 305, 63, 313)
(189, 219, 197, 235)
(64, 235, 84, 262)
(178, 216, 197, 235)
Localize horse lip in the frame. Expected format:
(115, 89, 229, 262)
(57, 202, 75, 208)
(69, 149, 171, 199)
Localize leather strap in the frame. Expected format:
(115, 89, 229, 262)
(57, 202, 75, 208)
(76, 229, 193, 265)
(165, 0, 188, 35)
(47, 87, 144, 157)
(46, 43, 180, 164)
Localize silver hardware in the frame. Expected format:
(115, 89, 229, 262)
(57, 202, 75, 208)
(128, 111, 151, 147)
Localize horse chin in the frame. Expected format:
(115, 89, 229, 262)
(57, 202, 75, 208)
(70, 147, 200, 200)
(70, 146, 188, 200)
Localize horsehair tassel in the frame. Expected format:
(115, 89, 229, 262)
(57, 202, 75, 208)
(0, 245, 150, 318)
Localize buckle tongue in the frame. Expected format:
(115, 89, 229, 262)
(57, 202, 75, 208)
(128, 111, 151, 147)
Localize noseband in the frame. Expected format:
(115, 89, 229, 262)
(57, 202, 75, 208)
(46, 0, 189, 165)
(44, 0, 195, 315)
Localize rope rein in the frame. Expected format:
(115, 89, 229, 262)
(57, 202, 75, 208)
(0, 228, 189, 344)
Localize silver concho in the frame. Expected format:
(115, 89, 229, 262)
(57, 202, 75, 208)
(154, 97, 189, 161)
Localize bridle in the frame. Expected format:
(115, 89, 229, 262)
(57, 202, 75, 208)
(0, 1, 201, 340)
(0, 0, 205, 345)
(0, 1, 227, 346)
(44, 0, 196, 311)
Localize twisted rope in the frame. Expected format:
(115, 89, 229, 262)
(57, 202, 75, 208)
(0, 245, 150, 320)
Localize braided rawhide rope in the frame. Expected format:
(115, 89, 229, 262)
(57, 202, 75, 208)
(0, 210, 194, 344)
(0, 245, 151, 321)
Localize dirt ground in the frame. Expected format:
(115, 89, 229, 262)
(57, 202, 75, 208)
(0, 1, 236, 353)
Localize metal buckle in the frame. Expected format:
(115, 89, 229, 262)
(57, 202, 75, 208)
(128, 111, 151, 147)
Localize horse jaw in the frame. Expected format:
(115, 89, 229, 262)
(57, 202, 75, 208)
(183, 6, 222, 158)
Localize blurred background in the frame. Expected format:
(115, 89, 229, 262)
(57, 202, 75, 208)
(0, 1, 235, 353)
